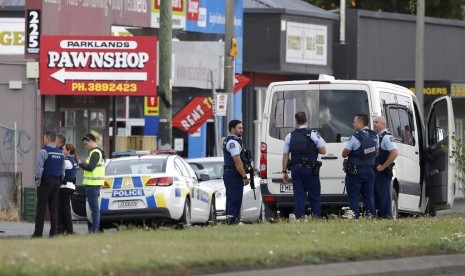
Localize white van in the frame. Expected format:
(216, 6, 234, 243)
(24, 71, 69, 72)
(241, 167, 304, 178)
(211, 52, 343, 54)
(259, 76, 456, 219)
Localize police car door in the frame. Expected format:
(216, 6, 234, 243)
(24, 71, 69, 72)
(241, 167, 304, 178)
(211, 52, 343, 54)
(425, 96, 456, 209)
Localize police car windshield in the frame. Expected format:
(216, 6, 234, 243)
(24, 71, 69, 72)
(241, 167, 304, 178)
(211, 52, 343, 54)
(270, 89, 369, 142)
(106, 158, 166, 175)
(188, 161, 224, 180)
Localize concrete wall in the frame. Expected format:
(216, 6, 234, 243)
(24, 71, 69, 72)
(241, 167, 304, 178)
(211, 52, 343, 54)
(0, 56, 39, 191)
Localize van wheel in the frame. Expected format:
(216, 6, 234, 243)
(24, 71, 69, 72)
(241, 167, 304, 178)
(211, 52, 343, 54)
(391, 189, 399, 220)
(264, 203, 278, 222)
(425, 200, 436, 217)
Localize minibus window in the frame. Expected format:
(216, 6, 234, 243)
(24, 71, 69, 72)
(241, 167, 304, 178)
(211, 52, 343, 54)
(269, 89, 369, 142)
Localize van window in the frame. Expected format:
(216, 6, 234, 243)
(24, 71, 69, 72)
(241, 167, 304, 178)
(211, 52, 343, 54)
(381, 92, 415, 146)
(270, 90, 369, 142)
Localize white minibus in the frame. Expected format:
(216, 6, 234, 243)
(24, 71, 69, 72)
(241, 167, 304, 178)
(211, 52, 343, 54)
(259, 76, 456, 219)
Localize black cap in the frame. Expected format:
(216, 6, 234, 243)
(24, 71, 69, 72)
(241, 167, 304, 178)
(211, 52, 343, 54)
(82, 133, 96, 142)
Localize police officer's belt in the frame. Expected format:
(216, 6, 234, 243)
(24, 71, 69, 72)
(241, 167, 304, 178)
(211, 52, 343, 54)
(223, 165, 237, 171)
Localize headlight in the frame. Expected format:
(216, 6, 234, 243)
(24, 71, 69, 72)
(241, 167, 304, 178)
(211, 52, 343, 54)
(215, 189, 226, 199)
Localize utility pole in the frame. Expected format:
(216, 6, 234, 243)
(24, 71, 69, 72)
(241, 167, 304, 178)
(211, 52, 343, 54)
(158, 0, 173, 149)
(224, 0, 235, 135)
(415, 0, 425, 116)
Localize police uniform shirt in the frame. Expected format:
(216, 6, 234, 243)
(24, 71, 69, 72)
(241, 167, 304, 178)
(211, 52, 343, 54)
(283, 125, 326, 153)
(345, 127, 380, 151)
(379, 129, 397, 151)
(225, 135, 242, 157)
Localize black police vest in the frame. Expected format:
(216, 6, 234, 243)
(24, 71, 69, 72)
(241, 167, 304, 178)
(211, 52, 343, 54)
(289, 128, 318, 163)
(64, 156, 78, 183)
(42, 146, 64, 177)
(376, 131, 391, 165)
(223, 136, 246, 168)
(348, 129, 376, 167)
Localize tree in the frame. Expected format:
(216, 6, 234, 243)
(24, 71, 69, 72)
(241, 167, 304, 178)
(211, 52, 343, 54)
(304, 0, 465, 20)
(452, 136, 465, 190)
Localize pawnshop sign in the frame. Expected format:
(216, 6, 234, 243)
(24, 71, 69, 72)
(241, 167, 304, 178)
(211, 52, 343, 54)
(40, 36, 157, 96)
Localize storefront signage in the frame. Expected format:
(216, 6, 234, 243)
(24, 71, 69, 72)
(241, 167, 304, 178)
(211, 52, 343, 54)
(151, 0, 187, 29)
(40, 35, 157, 96)
(173, 41, 223, 89)
(26, 10, 40, 54)
(144, 96, 159, 116)
(0, 18, 25, 55)
(286, 22, 327, 66)
(173, 97, 213, 134)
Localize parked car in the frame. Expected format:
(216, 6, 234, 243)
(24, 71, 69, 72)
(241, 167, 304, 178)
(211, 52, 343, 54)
(73, 151, 216, 229)
(187, 157, 263, 223)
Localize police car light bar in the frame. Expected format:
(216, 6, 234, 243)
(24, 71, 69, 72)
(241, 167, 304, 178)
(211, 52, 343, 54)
(151, 149, 178, 155)
(112, 150, 151, 158)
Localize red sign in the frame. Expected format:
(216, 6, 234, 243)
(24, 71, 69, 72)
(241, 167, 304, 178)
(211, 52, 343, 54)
(234, 74, 250, 93)
(187, 0, 200, 21)
(155, 0, 184, 12)
(40, 36, 157, 96)
(173, 97, 213, 134)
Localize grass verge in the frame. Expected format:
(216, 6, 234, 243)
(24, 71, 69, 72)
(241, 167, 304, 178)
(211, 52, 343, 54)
(1, 215, 465, 275)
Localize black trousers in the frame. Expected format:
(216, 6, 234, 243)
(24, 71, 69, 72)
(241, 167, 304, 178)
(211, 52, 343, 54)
(33, 177, 61, 237)
(58, 187, 75, 234)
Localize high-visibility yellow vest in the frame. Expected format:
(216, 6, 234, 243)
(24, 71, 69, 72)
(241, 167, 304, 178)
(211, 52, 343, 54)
(82, 148, 104, 186)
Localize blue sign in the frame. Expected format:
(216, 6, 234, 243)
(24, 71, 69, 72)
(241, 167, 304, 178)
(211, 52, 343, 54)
(186, 0, 243, 72)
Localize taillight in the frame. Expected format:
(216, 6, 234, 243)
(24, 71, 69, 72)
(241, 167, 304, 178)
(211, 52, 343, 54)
(103, 181, 111, 189)
(146, 177, 173, 186)
(260, 142, 267, 179)
(263, 195, 275, 203)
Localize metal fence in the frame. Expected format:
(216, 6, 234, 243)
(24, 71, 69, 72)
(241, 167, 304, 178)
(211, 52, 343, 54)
(0, 123, 18, 210)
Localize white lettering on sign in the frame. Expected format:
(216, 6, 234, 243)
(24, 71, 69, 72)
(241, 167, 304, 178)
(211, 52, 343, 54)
(60, 40, 137, 49)
(47, 52, 149, 69)
(188, 0, 199, 16)
(180, 98, 213, 130)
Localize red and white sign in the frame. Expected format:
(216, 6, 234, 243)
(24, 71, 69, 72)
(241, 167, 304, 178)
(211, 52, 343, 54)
(234, 74, 250, 93)
(187, 0, 200, 21)
(173, 97, 213, 134)
(40, 36, 157, 96)
(215, 93, 228, 116)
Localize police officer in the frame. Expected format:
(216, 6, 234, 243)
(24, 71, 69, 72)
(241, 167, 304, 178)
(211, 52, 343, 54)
(58, 143, 79, 235)
(373, 116, 398, 219)
(223, 120, 250, 225)
(282, 111, 326, 219)
(79, 133, 105, 233)
(342, 113, 378, 219)
(32, 131, 65, 238)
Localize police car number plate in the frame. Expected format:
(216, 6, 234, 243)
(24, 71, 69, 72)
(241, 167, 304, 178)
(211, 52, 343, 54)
(118, 200, 138, 208)
(280, 183, 293, 193)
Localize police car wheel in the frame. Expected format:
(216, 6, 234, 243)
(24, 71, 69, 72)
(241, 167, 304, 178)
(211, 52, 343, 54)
(179, 199, 192, 228)
(258, 202, 266, 223)
(391, 189, 399, 220)
(208, 198, 217, 225)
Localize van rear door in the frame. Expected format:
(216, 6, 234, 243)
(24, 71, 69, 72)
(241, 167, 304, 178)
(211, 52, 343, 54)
(425, 96, 456, 209)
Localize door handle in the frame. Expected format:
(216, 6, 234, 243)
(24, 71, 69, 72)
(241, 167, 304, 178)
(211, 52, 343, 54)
(321, 156, 338, 160)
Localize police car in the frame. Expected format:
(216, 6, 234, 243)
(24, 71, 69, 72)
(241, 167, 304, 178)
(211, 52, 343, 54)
(87, 151, 216, 228)
(187, 157, 263, 223)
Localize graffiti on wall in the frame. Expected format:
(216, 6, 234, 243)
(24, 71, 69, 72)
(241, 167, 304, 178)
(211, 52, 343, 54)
(0, 127, 33, 170)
